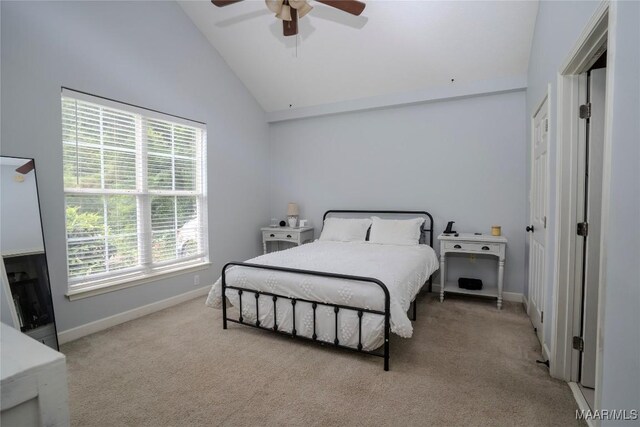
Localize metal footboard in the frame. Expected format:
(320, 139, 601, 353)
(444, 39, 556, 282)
(221, 262, 392, 371)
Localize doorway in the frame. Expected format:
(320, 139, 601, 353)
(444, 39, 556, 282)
(575, 56, 607, 408)
(550, 1, 610, 414)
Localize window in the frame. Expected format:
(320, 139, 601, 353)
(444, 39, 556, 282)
(62, 89, 208, 294)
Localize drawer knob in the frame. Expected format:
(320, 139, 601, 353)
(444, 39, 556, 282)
(454, 244, 462, 249)
(287, 234, 292, 238)
(482, 246, 490, 250)
(270, 234, 275, 237)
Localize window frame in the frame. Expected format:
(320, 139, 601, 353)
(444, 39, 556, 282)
(61, 89, 209, 298)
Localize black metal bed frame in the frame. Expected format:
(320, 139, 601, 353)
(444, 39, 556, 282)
(221, 210, 435, 371)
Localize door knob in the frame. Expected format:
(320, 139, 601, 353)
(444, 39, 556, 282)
(526, 225, 535, 232)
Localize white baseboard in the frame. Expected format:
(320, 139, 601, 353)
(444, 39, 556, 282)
(523, 295, 530, 313)
(430, 284, 524, 303)
(569, 382, 595, 427)
(543, 343, 552, 363)
(58, 286, 210, 345)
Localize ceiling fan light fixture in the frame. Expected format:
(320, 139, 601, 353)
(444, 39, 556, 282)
(276, 4, 292, 21)
(212, 0, 367, 37)
(295, 2, 312, 18)
(265, 0, 283, 14)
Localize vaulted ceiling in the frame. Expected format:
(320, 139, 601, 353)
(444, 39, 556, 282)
(179, 0, 538, 113)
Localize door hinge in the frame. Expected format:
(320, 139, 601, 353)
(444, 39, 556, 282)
(573, 336, 584, 352)
(544, 118, 549, 132)
(577, 222, 589, 236)
(579, 103, 591, 119)
(544, 216, 547, 229)
(541, 311, 544, 323)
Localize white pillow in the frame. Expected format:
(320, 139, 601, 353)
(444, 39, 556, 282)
(368, 216, 425, 246)
(319, 218, 372, 242)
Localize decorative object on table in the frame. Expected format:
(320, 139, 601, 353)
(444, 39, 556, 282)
(287, 203, 299, 228)
(491, 225, 502, 236)
(270, 218, 279, 227)
(299, 219, 308, 227)
(443, 221, 456, 235)
(458, 277, 483, 290)
(279, 220, 286, 227)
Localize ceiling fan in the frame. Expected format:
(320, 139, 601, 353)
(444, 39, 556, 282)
(211, 0, 366, 36)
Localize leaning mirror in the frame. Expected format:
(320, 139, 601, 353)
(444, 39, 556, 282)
(0, 156, 58, 350)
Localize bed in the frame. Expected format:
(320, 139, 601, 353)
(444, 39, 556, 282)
(206, 210, 438, 371)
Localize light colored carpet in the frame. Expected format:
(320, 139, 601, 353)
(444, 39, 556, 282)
(62, 293, 583, 426)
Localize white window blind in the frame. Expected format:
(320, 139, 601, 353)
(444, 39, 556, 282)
(61, 89, 208, 291)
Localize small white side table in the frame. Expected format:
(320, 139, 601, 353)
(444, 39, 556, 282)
(437, 233, 507, 309)
(261, 226, 314, 254)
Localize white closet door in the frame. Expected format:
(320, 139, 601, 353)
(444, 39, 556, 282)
(528, 96, 549, 346)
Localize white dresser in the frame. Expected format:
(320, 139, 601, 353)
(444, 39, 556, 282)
(0, 323, 69, 426)
(437, 233, 507, 309)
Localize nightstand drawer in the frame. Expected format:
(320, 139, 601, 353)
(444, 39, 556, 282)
(263, 231, 295, 240)
(443, 241, 499, 254)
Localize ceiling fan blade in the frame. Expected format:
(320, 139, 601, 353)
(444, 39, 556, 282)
(15, 160, 34, 175)
(283, 7, 298, 36)
(315, 0, 365, 16)
(211, 0, 245, 7)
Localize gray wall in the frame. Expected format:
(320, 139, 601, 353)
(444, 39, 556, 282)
(0, 1, 269, 332)
(269, 91, 528, 295)
(527, 0, 640, 417)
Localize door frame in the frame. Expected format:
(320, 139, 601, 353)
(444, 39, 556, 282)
(551, 0, 612, 415)
(528, 87, 551, 361)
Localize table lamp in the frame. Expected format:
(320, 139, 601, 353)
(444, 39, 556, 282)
(287, 203, 299, 228)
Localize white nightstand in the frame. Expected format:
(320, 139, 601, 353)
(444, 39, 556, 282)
(261, 226, 314, 254)
(437, 233, 507, 309)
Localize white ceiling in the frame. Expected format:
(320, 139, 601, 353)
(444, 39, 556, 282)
(179, 0, 538, 113)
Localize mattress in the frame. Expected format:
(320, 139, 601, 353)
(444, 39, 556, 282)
(206, 241, 439, 350)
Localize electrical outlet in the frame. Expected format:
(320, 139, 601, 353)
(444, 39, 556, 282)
(194, 274, 200, 286)
(469, 254, 476, 263)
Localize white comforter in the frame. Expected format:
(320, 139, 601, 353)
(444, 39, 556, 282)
(206, 241, 438, 350)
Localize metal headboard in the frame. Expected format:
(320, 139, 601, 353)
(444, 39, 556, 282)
(322, 210, 435, 248)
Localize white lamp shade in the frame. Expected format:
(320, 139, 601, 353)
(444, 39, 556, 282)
(287, 203, 299, 216)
